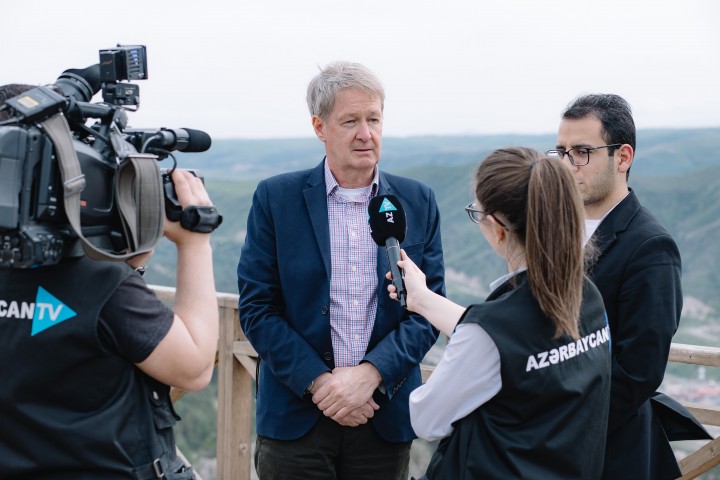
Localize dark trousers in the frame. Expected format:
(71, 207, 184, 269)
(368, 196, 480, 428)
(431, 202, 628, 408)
(255, 416, 411, 480)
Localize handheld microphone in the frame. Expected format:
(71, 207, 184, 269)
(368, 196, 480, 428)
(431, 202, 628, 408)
(124, 127, 212, 153)
(368, 194, 408, 309)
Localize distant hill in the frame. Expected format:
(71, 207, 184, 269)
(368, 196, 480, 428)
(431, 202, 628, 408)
(147, 127, 720, 315)
(173, 127, 720, 180)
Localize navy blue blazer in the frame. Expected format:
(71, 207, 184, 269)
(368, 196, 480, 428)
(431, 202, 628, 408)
(590, 189, 686, 480)
(237, 160, 445, 442)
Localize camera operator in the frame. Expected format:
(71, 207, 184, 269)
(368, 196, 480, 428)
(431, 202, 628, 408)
(0, 84, 218, 480)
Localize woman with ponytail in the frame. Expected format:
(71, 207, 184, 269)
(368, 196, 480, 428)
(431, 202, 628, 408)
(388, 147, 611, 479)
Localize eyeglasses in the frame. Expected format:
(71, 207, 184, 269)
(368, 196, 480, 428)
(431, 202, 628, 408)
(465, 202, 506, 228)
(545, 144, 622, 166)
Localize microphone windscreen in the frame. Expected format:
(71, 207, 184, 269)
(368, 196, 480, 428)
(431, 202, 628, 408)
(368, 194, 407, 245)
(182, 128, 212, 152)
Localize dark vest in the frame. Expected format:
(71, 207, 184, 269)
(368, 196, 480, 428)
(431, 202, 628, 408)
(0, 257, 191, 480)
(425, 273, 611, 480)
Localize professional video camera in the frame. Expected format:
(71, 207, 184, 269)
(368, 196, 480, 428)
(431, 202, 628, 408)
(0, 45, 222, 269)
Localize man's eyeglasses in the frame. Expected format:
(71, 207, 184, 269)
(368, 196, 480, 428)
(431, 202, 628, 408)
(545, 144, 622, 166)
(465, 202, 506, 228)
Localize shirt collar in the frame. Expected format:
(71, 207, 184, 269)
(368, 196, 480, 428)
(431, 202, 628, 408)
(599, 190, 630, 223)
(584, 189, 631, 244)
(489, 267, 527, 293)
(323, 158, 379, 197)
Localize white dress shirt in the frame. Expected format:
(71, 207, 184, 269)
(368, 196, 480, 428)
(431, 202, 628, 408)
(409, 270, 528, 441)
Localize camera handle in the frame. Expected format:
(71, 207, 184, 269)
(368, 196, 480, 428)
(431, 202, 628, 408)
(162, 173, 223, 233)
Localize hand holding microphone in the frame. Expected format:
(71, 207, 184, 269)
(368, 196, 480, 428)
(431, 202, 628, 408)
(368, 195, 408, 309)
(385, 249, 430, 315)
(369, 198, 460, 334)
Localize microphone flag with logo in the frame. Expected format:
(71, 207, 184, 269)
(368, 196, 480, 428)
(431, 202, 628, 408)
(368, 194, 408, 308)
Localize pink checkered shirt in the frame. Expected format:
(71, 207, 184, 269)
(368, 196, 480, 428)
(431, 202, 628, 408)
(324, 161, 379, 367)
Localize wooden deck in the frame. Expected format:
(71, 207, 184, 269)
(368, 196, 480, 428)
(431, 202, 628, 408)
(153, 286, 720, 479)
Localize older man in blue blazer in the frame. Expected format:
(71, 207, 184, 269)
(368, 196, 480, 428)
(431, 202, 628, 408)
(237, 61, 445, 480)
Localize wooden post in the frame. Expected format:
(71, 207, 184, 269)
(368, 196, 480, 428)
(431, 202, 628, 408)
(216, 293, 253, 480)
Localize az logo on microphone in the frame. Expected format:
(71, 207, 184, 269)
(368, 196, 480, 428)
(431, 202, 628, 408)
(379, 198, 398, 223)
(379, 198, 398, 213)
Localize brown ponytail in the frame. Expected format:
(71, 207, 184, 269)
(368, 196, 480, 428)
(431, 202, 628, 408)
(474, 147, 585, 339)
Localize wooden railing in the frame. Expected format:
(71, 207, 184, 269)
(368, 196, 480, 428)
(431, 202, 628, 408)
(154, 287, 720, 479)
(670, 345, 720, 479)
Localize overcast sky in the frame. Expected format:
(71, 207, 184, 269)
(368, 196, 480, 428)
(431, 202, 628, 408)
(3, 0, 718, 140)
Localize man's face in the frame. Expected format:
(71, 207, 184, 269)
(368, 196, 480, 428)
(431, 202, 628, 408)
(312, 88, 382, 187)
(556, 116, 621, 211)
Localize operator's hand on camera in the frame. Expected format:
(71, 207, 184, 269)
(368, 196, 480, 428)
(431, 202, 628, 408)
(164, 169, 213, 246)
(140, 167, 219, 392)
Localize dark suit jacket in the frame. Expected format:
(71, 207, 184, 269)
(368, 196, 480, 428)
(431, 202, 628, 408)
(589, 190, 684, 480)
(237, 160, 445, 442)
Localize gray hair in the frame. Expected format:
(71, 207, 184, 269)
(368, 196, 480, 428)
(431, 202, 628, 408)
(306, 61, 385, 119)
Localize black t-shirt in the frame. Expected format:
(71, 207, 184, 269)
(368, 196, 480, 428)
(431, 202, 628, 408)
(98, 272, 174, 363)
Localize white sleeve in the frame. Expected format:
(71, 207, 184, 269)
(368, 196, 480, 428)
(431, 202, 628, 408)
(409, 322, 501, 441)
